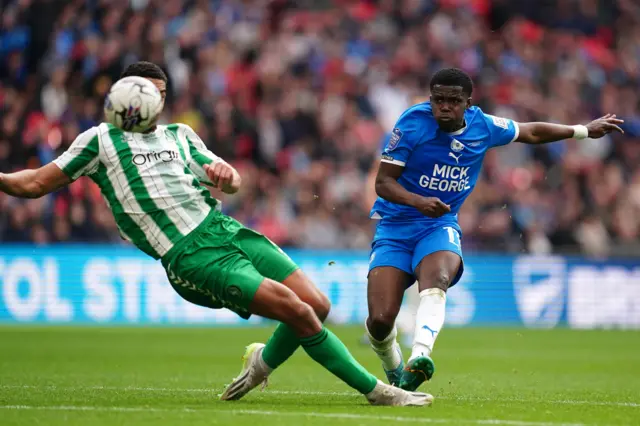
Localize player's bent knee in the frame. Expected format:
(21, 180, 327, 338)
(284, 300, 321, 336)
(367, 310, 397, 340)
(287, 300, 315, 323)
(312, 293, 331, 322)
(418, 267, 453, 292)
(282, 270, 331, 322)
(269, 286, 319, 334)
(251, 279, 321, 333)
(432, 270, 452, 291)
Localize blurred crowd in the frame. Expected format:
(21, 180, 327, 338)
(1, 0, 640, 257)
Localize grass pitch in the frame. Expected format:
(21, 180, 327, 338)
(0, 325, 638, 425)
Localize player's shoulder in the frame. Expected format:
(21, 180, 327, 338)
(94, 122, 129, 137)
(465, 106, 509, 135)
(398, 102, 434, 123)
(71, 124, 105, 144)
(470, 107, 514, 130)
(163, 122, 196, 134)
(393, 102, 437, 144)
(465, 105, 486, 123)
(80, 125, 101, 137)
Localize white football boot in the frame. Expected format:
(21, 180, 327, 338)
(220, 343, 270, 401)
(221, 344, 433, 407)
(366, 380, 434, 407)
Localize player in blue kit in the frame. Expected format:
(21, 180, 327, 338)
(363, 96, 431, 350)
(364, 68, 624, 391)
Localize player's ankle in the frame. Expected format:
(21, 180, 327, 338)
(409, 343, 432, 362)
(259, 349, 275, 374)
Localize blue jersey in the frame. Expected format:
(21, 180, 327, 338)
(370, 102, 519, 221)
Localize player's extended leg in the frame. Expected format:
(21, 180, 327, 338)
(221, 277, 432, 406)
(231, 228, 332, 371)
(399, 250, 461, 391)
(366, 266, 414, 386)
(221, 228, 430, 405)
(260, 270, 330, 370)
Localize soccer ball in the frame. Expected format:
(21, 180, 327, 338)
(104, 76, 164, 133)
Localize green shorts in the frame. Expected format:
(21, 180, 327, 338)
(161, 211, 299, 319)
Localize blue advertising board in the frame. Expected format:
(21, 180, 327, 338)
(0, 246, 638, 329)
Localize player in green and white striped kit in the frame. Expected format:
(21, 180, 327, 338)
(0, 61, 432, 407)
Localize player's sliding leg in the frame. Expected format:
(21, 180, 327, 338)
(260, 270, 330, 370)
(221, 277, 432, 406)
(218, 229, 417, 403)
(230, 272, 328, 398)
(366, 266, 414, 386)
(399, 250, 461, 392)
(230, 231, 332, 371)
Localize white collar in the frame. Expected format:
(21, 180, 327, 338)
(446, 121, 467, 136)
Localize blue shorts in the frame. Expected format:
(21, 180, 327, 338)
(369, 218, 464, 286)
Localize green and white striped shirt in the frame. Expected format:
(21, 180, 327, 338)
(53, 123, 221, 259)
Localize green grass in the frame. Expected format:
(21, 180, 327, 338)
(0, 326, 638, 426)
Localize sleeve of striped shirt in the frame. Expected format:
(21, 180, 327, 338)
(53, 127, 100, 180)
(181, 125, 222, 185)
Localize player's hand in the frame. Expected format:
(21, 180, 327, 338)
(586, 114, 625, 138)
(204, 161, 235, 190)
(414, 196, 451, 218)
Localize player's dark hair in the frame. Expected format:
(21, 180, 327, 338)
(120, 61, 168, 84)
(430, 68, 473, 96)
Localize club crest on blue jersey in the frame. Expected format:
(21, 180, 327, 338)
(488, 114, 509, 129)
(387, 128, 403, 151)
(450, 139, 465, 152)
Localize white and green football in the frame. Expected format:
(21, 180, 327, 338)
(104, 76, 163, 133)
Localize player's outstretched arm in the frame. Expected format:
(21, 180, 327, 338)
(516, 114, 624, 144)
(0, 163, 72, 199)
(376, 162, 451, 218)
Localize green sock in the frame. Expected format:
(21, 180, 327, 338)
(261, 324, 379, 395)
(262, 323, 300, 370)
(301, 327, 378, 395)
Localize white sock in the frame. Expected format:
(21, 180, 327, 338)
(410, 288, 447, 361)
(257, 347, 273, 375)
(396, 283, 420, 344)
(365, 320, 403, 371)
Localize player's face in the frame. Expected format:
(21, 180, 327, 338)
(146, 78, 167, 108)
(430, 85, 471, 132)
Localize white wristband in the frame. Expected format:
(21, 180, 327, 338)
(572, 125, 589, 140)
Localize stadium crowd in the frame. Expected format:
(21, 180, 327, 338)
(1, 0, 639, 257)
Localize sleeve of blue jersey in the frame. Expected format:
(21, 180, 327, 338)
(484, 113, 520, 147)
(379, 133, 391, 154)
(380, 110, 424, 166)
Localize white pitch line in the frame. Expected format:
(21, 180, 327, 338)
(0, 404, 588, 426)
(2, 384, 639, 408)
(268, 391, 640, 408)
